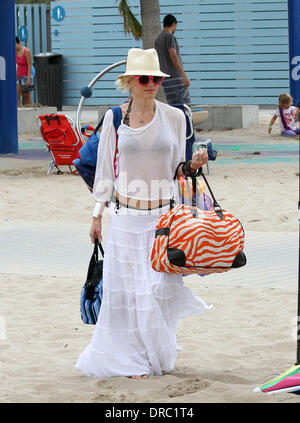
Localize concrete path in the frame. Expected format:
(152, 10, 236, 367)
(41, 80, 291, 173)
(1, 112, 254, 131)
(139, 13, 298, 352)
(0, 221, 298, 290)
(1, 137, 298, 167)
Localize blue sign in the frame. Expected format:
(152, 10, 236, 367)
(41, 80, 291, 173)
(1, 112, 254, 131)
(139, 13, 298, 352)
(53, 5, 65, 22)
(288, 0, 300, 105)
(18, 26, 28, 41)
(0, 0, 18, 153)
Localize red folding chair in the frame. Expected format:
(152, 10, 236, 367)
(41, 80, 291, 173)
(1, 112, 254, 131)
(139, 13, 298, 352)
(37, 113, 83, 174)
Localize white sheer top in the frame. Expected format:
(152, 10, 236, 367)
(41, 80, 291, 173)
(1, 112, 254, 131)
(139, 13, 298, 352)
(93, 100, 186, 203)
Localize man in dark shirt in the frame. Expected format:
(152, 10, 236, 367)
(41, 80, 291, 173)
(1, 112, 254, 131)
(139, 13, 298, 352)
(155, 14, 191, 105)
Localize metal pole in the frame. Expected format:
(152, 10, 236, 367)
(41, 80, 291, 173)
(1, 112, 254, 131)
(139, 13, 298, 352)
(76, 60, 126, 142)
(0, 0, 18, 154)
(288, 0, 300, 105)
(297, 200, 300, 365)
(288, 0, 300, 368)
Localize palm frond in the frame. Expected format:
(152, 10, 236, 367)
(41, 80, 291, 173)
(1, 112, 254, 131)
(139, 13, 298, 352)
(117, 0, 142, 41)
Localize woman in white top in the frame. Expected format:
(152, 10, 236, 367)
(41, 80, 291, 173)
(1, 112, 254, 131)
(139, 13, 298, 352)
(75, 48, 211, 380)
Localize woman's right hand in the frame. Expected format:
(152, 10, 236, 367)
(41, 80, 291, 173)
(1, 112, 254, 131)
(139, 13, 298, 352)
(89, 217, 102, 243)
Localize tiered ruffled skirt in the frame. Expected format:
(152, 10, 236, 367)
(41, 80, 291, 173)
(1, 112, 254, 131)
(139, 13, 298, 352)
(75, 204, 212, 378)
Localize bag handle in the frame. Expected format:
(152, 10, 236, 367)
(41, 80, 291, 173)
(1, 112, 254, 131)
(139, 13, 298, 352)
(85, 239, 104, 295)
(45, 114, 60, 126)
(174, 161, 224, 220)
(86, 239, 104, 281)
(94, 238, 104, 258)
(195, 171, 224, 220)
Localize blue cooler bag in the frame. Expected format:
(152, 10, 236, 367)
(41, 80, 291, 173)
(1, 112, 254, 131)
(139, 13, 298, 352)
(73, 106, 122, 191)
(80, 239, 104, 325)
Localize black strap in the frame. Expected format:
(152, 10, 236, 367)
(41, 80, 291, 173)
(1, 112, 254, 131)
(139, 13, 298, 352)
(114, 197, 171, 211)
(173, 161, 199, 204)
(85, 239, 104, 295)
(155, 228, 170, 237)
(174, 160, 224, 220)
(173, 161, 202, 181)
(94, 238, 104, 258)
(173, 161, 186, 180)
(45, 114, 60, 126)
(196, 171, 224, 219)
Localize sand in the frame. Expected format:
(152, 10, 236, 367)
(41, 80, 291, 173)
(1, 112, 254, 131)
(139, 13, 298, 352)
(0, 110, 299, 403)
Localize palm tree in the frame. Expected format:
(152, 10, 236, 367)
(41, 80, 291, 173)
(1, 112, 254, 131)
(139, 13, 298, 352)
(117, 0, 161, 49)
(140, 0, 162, 49)
(117, 0, 167, 101)
(117, 0, 142, 41)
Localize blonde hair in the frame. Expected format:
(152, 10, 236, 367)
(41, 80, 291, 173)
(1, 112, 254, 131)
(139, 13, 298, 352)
(278, 93, 293, 109)
(115, 76, 132, 93)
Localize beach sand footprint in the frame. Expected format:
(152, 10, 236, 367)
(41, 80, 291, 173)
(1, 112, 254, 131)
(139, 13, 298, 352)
(201, 369, 252, 386)
(166, 378, 210, 398)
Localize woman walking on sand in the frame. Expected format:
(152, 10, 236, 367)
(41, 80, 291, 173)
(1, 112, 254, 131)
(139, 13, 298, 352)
(75, 48, 211, 379)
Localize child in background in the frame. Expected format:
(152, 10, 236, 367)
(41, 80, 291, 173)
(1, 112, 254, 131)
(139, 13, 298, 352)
(268, 93, 299, 137)
(294, 97, 300, 122)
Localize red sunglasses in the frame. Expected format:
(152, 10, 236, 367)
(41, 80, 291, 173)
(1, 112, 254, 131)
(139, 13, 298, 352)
(133, 75, 164, 86)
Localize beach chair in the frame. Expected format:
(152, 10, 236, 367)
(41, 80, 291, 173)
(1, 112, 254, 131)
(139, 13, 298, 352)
(38, 113, 83, 175)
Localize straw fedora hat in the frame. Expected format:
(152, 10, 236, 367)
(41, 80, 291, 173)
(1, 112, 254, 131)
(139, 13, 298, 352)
(118, 48, 170, 79)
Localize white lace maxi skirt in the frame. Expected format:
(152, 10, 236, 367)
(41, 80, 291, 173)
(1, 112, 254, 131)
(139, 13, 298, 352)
(75, 203, 212, 378)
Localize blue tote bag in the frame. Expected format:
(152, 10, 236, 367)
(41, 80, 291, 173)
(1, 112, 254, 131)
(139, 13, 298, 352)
(80, 239, 104, 325)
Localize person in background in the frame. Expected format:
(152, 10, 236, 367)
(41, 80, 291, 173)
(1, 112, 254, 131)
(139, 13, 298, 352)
(268, 93, 299, 137)
(294, 96, 300, 122)
(155, 14, 191, 105)
(16, 36, 33, 107)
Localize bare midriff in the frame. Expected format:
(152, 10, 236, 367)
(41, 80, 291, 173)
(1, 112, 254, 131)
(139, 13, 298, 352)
(115, 191, 170, 210)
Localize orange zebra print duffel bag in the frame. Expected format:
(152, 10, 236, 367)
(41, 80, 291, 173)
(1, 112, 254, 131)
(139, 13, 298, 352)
(150, 169, 246, 275)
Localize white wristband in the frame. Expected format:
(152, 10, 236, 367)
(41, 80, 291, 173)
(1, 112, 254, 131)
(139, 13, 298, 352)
(92, 202, 104, 218)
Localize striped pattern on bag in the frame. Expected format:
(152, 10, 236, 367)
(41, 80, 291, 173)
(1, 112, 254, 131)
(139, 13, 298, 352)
(151, 204, 246, 275)
(80, 278, 103, 325)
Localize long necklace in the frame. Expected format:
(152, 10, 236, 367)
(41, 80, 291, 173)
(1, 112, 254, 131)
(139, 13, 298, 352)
(123, 99, 154, 126)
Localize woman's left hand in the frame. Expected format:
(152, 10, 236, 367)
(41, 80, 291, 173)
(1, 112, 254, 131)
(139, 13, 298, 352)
(190, 148, 208, 171)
